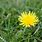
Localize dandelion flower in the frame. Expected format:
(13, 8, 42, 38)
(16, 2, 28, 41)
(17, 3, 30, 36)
(18, 11, 39, 27)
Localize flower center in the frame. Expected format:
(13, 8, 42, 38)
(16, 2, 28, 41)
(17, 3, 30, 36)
(22, 15, 35, 25)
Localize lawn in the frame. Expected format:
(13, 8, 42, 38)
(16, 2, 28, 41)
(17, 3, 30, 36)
(0, 0, 42, 42)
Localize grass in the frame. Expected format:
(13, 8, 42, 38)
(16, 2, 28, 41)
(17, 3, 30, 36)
(0, 0, 42, 42)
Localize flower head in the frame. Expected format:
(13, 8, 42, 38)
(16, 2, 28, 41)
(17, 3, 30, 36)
(18, 11, 39, 27)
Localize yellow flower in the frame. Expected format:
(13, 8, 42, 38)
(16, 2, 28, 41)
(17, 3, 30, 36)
(18, 11, 39, 27)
